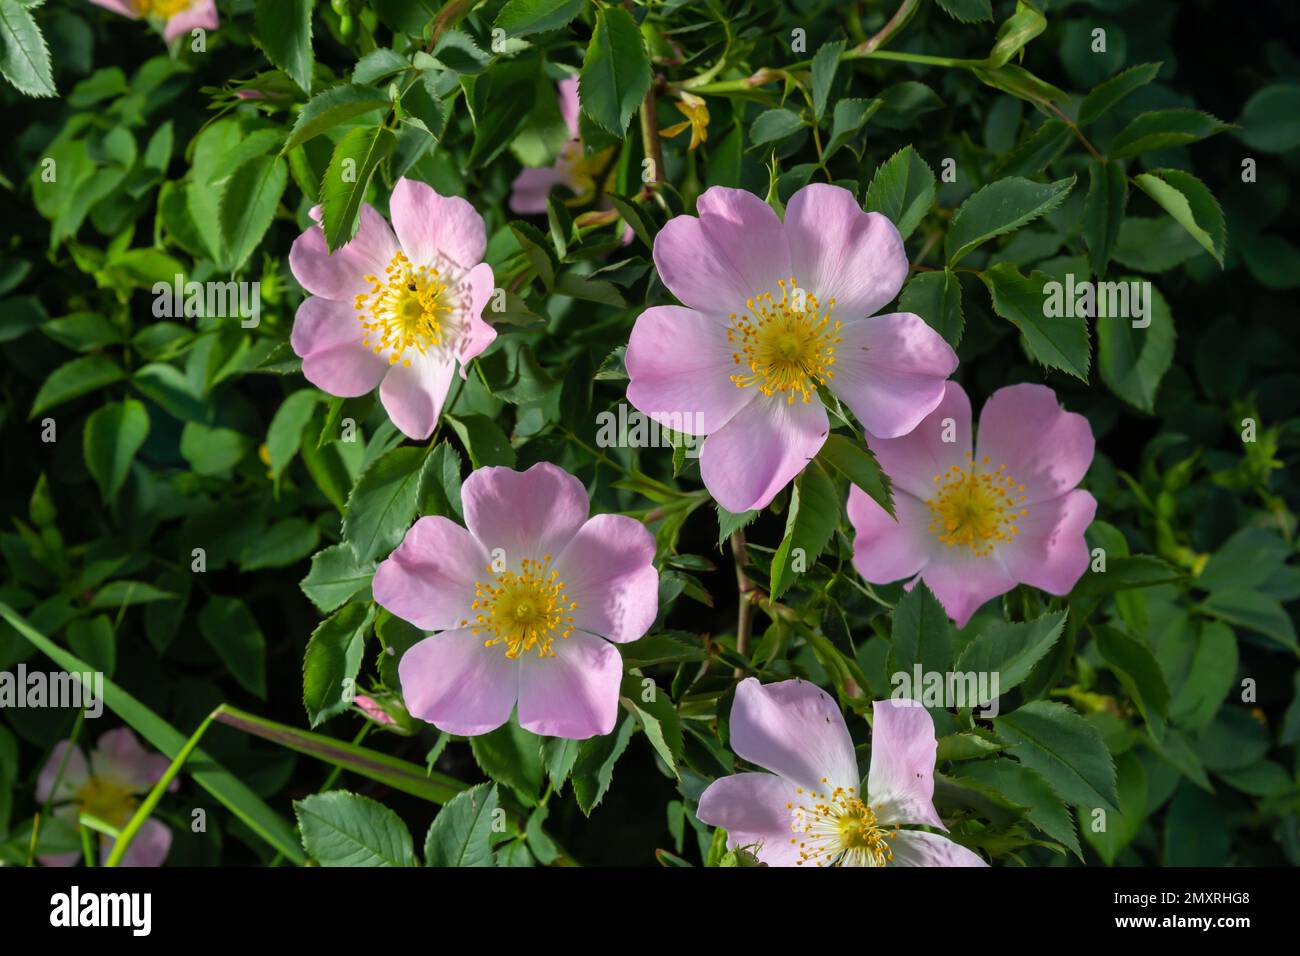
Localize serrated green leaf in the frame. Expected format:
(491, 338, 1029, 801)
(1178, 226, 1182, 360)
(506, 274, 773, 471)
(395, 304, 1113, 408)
(578, 6, 650, 135)
(296, 790, 415, 866)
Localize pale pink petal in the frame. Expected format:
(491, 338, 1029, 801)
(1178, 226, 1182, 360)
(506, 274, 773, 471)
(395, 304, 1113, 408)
(555, 514, 658, 644)
(558, 76, 580, 138)
(866, 380, 972, 500)
(90, 728, 171, 794)
(372, 516, 488, 629)
(112, 818, 172, 867)
(289, 205, 398, 301)
(291, 297, 389, 398)
(653, 187, 791, 314)
(461, 463, 589, 563)
(847, 486, 933, 584)
(378, 350, 457, 440)
(833, 313, 957, 438)
(888, 829, 988, 867)
(998, 489, 1097, 595)
(866, 699, 945, 828)
(389, 178, 487, 271)
(398, 629, 518, 736)
(917, 548, 1018, 628)
(729, 678, 859, 792)
(90, 0, 138, 16)
(163, 0, 218, 40)
(783, 184, 910, 318)
(975, 384, 1095, 505)
(696, 772, 802, 866)
(509, 166, 565, 215)
(699, 394, 828, 513)
(38, 852, 81, 868)
(516, 630, 621, 739)
(37, 741, 90, 804)
(454, 261, 497, 375)
(625, 305, 756, 435)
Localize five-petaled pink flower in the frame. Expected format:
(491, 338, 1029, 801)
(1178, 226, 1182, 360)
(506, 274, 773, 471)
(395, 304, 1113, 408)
(509, 77, 598, 215)
(849, 381, 1097, 627)
(698, 678, 987, 867)
(36, 728, 176, 867)
(624, 183, 957, 513)
(89, 0, 217, 41)
(288, 178, 497, 440)
(373, 462, 659, 739)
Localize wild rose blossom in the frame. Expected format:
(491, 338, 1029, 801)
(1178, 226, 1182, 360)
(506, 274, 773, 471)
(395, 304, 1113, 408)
(373, 462, 658, 740)
(288, 178, 496, 440)
(848, 381, 1097, 627)
(89, 0, 217, 41)
(36, 727, 176, 867)
(625, 183, 957, 513)
(509, 77, 600, 215)
(697, 678, 987, 867)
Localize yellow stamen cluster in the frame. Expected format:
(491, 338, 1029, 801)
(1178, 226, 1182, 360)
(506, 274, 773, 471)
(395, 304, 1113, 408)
(136, 0, 192, 18)
(926, 453, 1028, 557)
(461, 556, 577, 659)
(76, 776, 138, 829)
(786, 779, 897, 867)
(727, 277, 840, 405)
(354, 250, 453, 367)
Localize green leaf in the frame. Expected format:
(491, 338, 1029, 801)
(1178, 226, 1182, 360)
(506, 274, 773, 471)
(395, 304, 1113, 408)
(343, 446, 437, 563)
(1108, 109, 1230, 159)
(823, 98, 879, 160)
(0, 0, 54, 97)
(994, 700, 1118, 810)
(180, 423, 253, 476)
(1198, 528, 1291, 593)
(1095, 625, 1169, 737)
(816, 433, 894, 518)
(1071, 554, 1183, 596)
(1236, 83, 1300, 153)
(0, 602, 305, 863)
(89, 580, 176, 609)
(572, 713, 635, 814)
(424, 783, 499, 866)
(197, 596, 268, 698)
(283, 84, 389, 152)
(300, 543, 374, 613)
(864, 145, 935, 242)
(945, 175, 1074, 265)
(241, 518, 320, 571)
(898, 268, 964, 347)
(320, 125, 395, 252)
(1077, 62, 1161, 127)
(494, 0, 585, 38)
(255, 0, 313, 94)
(936, 0, 992, 23)
(984, 0, 1046, 69)
(954, 611, 1065, 695)
(1201, 589, 1298, 654)
(769, 462, 838, 600)
(889, 581, 955, 678)
(996, 119, 1071, 177)
(958, 759, 1079, 858)
(1097, 279, 1174, 413)
(980, 262, 1090, 380)
(30, 355, 125, 417)
(470, 722, 544, 802)
(445, 413, 516, 468)
(750, 108, 804, 146)
(1169, 622, 1237, 730)
(266, 389, 320, 479)
(295, 790, 415, 866)
(621, 675, 683, 778)
(303, 602, 373, 727)
(1132, 168, 1226, 267)
(578, 6, 650, 135)
(1082, 159, 1127, 276)
(1112, 216, 1208, 273)
(811, 39, 845, 122)
(1079, 750, 1147, 864)
(83, 399, 149, 502)
(219, 154, 288, 273)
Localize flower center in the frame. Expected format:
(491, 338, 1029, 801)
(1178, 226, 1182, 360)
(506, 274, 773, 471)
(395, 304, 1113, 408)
(926, 454, 1028, 557)
(727, 277, 840, 405)
(354, 250, 455, 367)
(786, 779, 896, 867)
(76, 776, 137, 829)
(136, 0, 192, 18)
(463, 556, 577, 659)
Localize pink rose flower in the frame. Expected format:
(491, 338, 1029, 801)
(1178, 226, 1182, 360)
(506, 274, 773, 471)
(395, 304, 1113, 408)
(36, 727, 176, 867)
(89, 0, 218, 42)
(698, 678, 987, 867)
(288, 178, 497, 440)
(373, 462, 659, 739)
(625, 183, 958, 512)
(509, 77, 586, 215)
(849, 381, 1097, 627)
